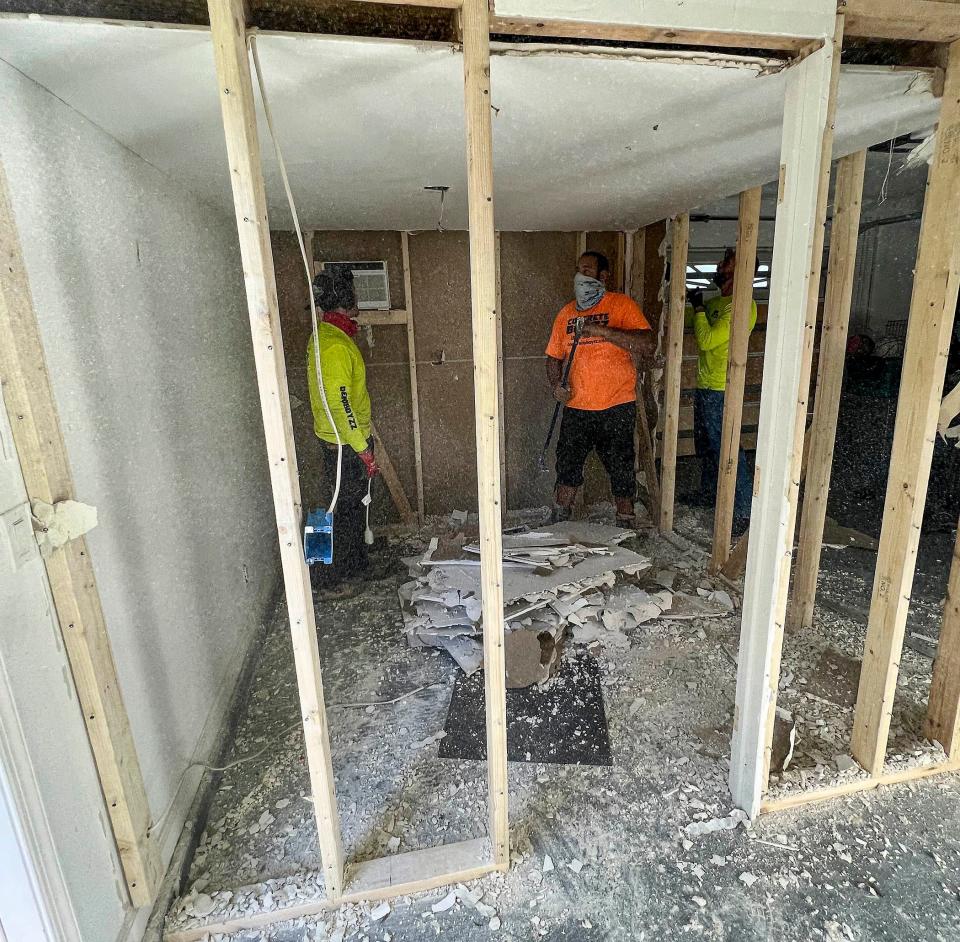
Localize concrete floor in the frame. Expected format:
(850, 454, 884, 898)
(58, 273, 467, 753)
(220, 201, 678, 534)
(162, 388, 960, 941)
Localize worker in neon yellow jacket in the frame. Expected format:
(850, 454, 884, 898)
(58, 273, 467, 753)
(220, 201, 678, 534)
(685, 248, 757, 533)
(307, 269, 379, 594)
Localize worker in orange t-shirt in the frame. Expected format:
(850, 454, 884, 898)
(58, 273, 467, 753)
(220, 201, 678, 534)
(545, 251, 653, 527)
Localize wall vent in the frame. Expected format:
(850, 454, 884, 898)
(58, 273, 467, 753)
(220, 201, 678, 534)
(320, 260, 390, 311)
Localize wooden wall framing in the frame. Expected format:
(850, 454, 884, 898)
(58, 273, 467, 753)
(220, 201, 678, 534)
(787, 149, 867, 630)
(3, 1, 951, 935)
(851, 39, 960, 777)
(729, 18, 841, 817)
(401, 230, 426, 522)
(0, 142, 162, 908)
(659, 214, 689, 533)
(462, 0, 511, 867)
(710, 185, 762, 572)
(198, 0, 886, 930)
(200, 0, 508, 920)
(208, 0, 346, 897)
(740, 37, 960, 816)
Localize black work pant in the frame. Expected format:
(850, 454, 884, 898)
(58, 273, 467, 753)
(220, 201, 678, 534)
(555, 402, 637, 499)
(316, 438, 371, 586)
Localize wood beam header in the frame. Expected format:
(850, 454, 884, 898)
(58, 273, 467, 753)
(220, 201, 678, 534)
(843, 0, 960, 44)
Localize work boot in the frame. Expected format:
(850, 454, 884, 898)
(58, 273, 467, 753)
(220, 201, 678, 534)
(552, 485, 578, 523)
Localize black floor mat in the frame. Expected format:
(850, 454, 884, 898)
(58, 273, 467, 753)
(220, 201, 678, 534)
(438, 650, 613, 766)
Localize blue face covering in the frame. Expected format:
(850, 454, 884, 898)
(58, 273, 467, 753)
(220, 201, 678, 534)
(574, 272, 606, 311)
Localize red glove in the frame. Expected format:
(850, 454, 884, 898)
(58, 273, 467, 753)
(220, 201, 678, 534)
(358, 448, 380, 478)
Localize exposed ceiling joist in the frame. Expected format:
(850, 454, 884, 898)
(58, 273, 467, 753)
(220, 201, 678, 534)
(844, 0, 960, 44)
(348, 0, 460, 6)
(488, 15, 809, 54)
(5, 1, 960, 51)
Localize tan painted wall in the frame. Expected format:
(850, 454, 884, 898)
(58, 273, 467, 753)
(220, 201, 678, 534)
(273, 228, 662, 519)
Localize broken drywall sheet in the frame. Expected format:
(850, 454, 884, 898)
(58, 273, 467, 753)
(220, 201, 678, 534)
(938, 379, 960, 444)
(31, 498, 98, 556)
(504, 627, 562, 689)
(438, 635, 484, 676)
(399, 521, 660, 686)
(684, 808, 750, 838)
(428, 521, 649, 606)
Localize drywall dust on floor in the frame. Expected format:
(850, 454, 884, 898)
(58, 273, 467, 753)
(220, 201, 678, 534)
(165, 507, 960, 942)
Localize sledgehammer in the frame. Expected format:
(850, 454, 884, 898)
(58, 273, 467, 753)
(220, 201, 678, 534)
(537, 316, 585, 472)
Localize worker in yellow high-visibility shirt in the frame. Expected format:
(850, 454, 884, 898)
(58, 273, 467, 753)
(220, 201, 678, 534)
(684, 247, 758, 534)
(307, 268, 379, 595)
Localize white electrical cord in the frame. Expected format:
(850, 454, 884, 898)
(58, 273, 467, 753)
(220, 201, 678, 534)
(250, 34, 343, 513)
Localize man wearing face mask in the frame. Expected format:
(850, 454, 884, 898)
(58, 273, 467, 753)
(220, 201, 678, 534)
(307, 268, 380, 596)
(545, 251, 653, 527)
(685, 247, 758, 532)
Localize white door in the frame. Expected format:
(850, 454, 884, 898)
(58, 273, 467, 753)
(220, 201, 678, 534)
(0, 756, 57, 942)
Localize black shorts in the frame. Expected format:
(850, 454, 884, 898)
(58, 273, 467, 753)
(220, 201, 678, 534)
(555, 401, 637, 499)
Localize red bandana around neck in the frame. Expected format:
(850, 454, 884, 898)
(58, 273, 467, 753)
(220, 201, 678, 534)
(323, 310, 359, 337)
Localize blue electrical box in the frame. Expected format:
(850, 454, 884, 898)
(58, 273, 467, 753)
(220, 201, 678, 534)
(304, 510, 334, 566)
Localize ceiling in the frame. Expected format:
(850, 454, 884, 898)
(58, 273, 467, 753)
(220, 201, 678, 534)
(0, 17, 942, 230)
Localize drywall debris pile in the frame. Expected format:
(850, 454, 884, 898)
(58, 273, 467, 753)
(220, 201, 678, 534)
(399, 519, 733, 687)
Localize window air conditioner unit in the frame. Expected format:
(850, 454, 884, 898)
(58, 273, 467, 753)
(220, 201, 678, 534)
(320, 260, 390, 311)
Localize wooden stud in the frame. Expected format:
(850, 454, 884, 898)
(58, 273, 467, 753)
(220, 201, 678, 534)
(636, 393, 661, 522)
(626, 231, 639, 492)
(572, 226, 587, 509)
(165, 839, 495, 942)
(0, 149, 162, 910)
(643, 221, 668, 334)
(339, 0, 462, 7)
(206, 0, 344, 897)
(721, 528, 750, 581)
(369, 420, 417, 527)
(625, 229, 658, 521)
(788, 150, 867, 631)
(488, 15, 814, 53)
(623, 230, 634, 299)
(752, 13, 844, 793)
(786, 13, 844, 550)
(614, 231, 626, 292)
(729, 23, 840, 817)
(462, 0, 509, 871)
(629, 228, 646, 306)
(724, 421, 816, 582)
(658, 213, 689, 533)
(354, 310, 409, 327)
(710, 185, 762, 573)
(926, 521, 960, 754)
(852, 39, 960, 776)
(401, 231, 425, 522)
(304, 229, 314, 275)
(760, 758, 960, 815)
(495, 231, 507, 503)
